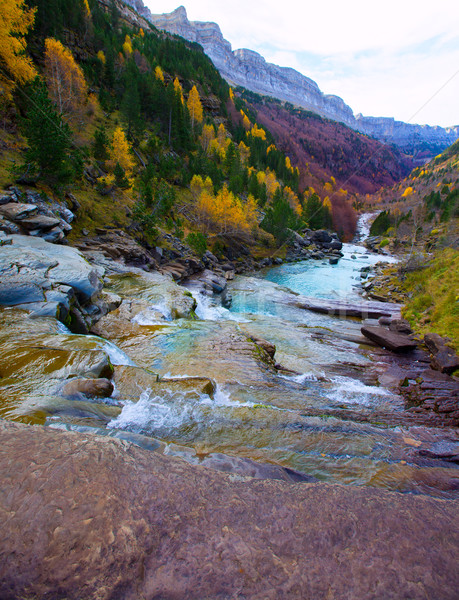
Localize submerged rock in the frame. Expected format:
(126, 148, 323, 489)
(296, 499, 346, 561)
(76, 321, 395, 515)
(61, 378, 114, 399)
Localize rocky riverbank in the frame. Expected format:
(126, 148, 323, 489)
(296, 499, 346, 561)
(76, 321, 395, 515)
(1, 191, 458, 598)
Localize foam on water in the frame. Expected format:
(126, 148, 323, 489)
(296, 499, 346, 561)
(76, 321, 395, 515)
(191, 290, 249, 322)
(132, 305, 170, 326)
(280, 372, 324, 384)
(107, 384, 256, 437)
(326, 376, 392, 406)
(100, 339, 136, 366)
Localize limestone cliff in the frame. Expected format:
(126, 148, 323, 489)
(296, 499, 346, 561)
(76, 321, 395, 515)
(125, 3, 459, 152)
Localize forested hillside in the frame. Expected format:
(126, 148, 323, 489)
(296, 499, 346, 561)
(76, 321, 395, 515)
(362, 139, 458, 348)
(0, 0, 399, 256)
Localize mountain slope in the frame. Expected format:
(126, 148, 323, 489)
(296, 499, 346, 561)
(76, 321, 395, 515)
(238, 91, 413, 197)
(148, 5, 459, 158)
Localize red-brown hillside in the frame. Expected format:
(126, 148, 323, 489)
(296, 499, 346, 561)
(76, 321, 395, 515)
(242, 94, 414, 198)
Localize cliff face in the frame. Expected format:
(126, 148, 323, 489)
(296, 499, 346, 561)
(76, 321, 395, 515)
(356, 115, 459, 153)
(134, 4, 459, 153)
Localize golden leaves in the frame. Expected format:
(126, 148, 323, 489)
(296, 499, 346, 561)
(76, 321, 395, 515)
(0, 0, 37, 101)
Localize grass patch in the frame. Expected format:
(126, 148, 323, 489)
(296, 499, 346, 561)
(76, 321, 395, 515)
(402, 248, 459, 350)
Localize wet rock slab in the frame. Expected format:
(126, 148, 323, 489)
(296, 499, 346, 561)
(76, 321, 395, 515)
(294, 296, 402, 319)
(361, 325, 418, 352)
(0, 421, 458, 600)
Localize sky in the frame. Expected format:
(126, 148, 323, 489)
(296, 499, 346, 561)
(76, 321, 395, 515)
(145, 0, 459, 127)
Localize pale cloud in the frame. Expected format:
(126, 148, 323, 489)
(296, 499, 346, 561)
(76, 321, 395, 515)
(145, 0, 459, 126)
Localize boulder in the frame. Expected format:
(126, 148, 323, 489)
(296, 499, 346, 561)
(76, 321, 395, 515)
(295, 297, 402, 319)
(0, 235, 103, 305)
(113, 365, 215, 401)
(0, 202, 37, 221)
(424, 333, 459, 374)
(361, 326, 418, 352)
(311, 229, 332, 243)
(389, 319, 413, 335)
(19, 215, 61, 231)
(0, 421, 458, 600)
(431, 350, 459, 375)
(62, 378, 114, 399)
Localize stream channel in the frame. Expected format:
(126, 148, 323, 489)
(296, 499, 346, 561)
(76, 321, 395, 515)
(1, 216, 458, 498)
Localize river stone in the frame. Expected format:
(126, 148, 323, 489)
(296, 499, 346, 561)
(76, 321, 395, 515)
(61, 378, 114, 399)
(424, 333, 459, 374)
(389, 318, 413, 335)
(0, 421, 457, 600)
(113, 365, 215, 401)
(361, 326, 418, 352)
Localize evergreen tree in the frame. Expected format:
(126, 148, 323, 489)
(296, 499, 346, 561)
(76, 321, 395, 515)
(261, 188, 301, 244)
(22, 79, 78, 185)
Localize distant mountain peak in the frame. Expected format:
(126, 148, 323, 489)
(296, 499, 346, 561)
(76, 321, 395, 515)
(124, 1, 459, 155)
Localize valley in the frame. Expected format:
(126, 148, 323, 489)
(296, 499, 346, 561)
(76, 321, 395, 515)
(0, 1, 458, 598)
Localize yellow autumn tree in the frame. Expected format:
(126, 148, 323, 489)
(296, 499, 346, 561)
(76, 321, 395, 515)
(265, 170, 280, 200)
(187, 85, 203, 130)
(44, 38, 88, 121)
(0, 0, 37, 102)
(155, 65, 164, 83)
(285, 156, 294, 173)
(283, 186, 301, 215)
(197, 185, 257, 236)
(199, 123, 215, 152)
(97, 50, 106, 65)
(83, 0, 90, 18)
(240, 110, 251, 131)
(173, 77, 184, 104)
(229, 87, 235, 102)
(190, 174, 213, 199)
(402, 186, 414, 197)
(249, 124, 266, 140)
(238, 141, 250, 165)
(123, 35, 133, 56)
(109, 126, 135, 177)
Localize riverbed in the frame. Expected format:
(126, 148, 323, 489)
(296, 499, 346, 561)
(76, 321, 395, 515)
(1, 220, 458, 498)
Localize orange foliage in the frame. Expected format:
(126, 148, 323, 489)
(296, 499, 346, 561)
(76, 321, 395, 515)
(197, 185, 257, 236)
(173, 77, 184, 104)
(109, 126, 135, 178)
(249, 123, 266, 140)
(187, 85, 203, 129)
(155, 65, 164, 82)
(283, 186, 301, 215)
(44, 38, 88, 121)
(0, 0, 37, 102)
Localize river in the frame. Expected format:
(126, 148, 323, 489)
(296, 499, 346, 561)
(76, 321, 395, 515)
(1, 217, 457, 497)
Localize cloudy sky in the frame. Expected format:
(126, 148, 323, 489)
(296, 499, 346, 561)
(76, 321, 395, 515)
(145, 0, 459, 127)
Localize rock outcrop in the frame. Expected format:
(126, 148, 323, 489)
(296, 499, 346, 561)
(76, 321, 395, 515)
(0, 420, 458, 600)
(0, 234, 104, 330)
(147, 5, 459, 151)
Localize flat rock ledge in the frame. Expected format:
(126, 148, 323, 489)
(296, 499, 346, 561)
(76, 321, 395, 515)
(294, 297, 402, 319)
(1, 421, 458, 600)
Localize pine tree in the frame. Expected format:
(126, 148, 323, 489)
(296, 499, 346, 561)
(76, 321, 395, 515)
(22, 79, 77, 185)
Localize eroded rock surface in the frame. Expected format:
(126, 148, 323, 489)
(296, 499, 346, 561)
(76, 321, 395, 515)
(0, 421, 458, 600)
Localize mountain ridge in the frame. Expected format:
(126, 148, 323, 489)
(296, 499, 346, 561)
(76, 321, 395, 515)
(144, 4, 459, 155)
